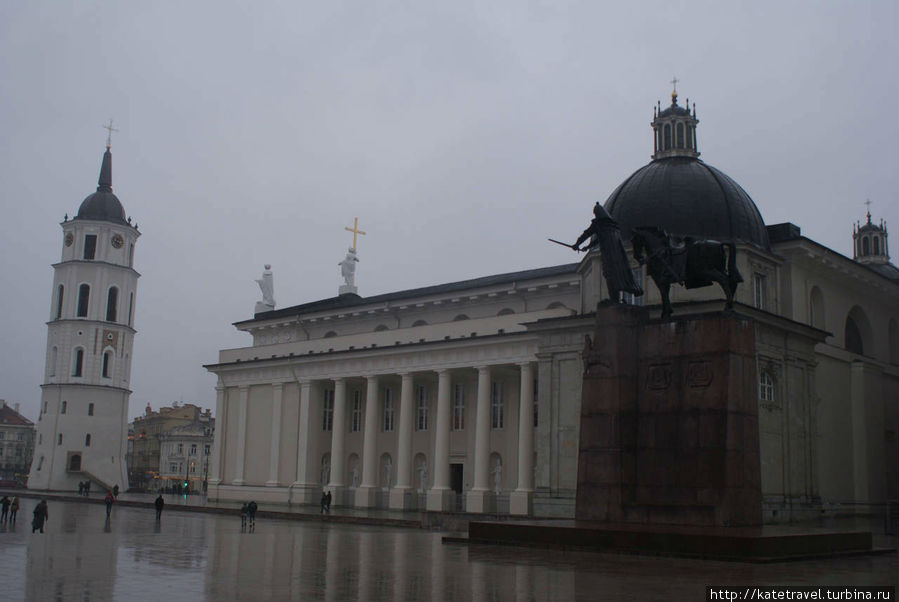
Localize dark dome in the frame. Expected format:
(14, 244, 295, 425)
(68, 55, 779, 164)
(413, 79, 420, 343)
(74, 148, 129, 225)
(604, 156, 770, 250)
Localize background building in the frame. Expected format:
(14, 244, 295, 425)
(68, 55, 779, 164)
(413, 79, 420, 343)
(29, 143, 140, 493)
(158, 419, 214, 493)
(0, 400, 36, 486)
(127, 402, 212, 491)
(201, 90, 895, 520)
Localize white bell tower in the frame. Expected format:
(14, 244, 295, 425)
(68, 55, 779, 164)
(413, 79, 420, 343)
(29, 138, 140, 492)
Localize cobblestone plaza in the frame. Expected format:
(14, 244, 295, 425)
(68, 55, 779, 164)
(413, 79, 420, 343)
(0, 498, 895, 601)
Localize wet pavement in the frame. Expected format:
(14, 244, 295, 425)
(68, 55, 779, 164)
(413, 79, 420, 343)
(0, 499, 895, 601)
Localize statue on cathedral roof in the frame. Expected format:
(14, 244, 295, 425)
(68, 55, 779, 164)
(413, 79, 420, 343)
(254, 264, 276, 314)
(338, 248, 359, 296)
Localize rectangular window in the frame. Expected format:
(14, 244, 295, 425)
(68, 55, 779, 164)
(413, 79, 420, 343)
(351, 391, 362, 432)
(83, 234, 97, 260)
(15, 447, 22, 457)
(204, 444, 210, 455)
(452, 384, 465, 431)
(88, 403, 94, 416)
(0, 432, 4, 440)
(416, 385, 428, 431)
(58, 434, 63, 445)
(491, 382, 504, 429)
(177, 443, 183, 455)
(17, 432, 23, 441)
(170, 463, 177, 473)
(383, 388, 395, 432)
(322, 389, 335, 431)
(190, 462, 196, 473)
(621, 268, 644, 306)
(759, 372, 775, 402)
(753, 273, 767, 310)
(61, 400, 67, 414)
(190, 444, 197, 456)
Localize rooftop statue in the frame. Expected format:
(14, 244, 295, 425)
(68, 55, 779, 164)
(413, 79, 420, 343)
(631, 226, 743, 319)
(338, 248, 360, 295)
(565, 202, 643, 303)
(254, 264, 275, 313)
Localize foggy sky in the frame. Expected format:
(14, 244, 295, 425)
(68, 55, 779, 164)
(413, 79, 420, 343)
(1, 1, 896, 421)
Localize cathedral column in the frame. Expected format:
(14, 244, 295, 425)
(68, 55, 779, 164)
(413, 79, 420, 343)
(355, 375, 379, 507)
(467, 365, 492, 513)
(390, 372, 414, 509)
(232, 385, 249, 486)
(266, 383, 283, 486)
(208, 385, 226, 488)
(427, 369, 452, 511)
(328, 378, 347, 499)
(291, 380, 314, 504)
(510, 362, 534, 515)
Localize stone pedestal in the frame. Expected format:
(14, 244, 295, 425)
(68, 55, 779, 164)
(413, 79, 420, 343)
(389, 487, 412, 510)
(466, 489, 492, 514)
(426, 488, 453, 512)
(509, 490, 533, 516)
(576, 303, 762, 527)
(354, 486, 378, 508)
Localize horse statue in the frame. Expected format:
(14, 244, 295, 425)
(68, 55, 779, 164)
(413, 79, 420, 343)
(631, 226, 743, 319)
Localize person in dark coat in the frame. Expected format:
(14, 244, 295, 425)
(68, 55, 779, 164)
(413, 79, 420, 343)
(0, 496, 10, 522)
(325, 491, 332, 513)
(32, 500, 48, 533)
(572, 202, 643, 302)
(240, 503, 248, 529)
(320, 491, 328, 514)
(9, 497, 19, 523)
(104, 491, 115, 517)
(78, 481, 84, 496)
(154, 495, 165, 520)
(113, 485, 119, 498)
(247, 501, 257, 529)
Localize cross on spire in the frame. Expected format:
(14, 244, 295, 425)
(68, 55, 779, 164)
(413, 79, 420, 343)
(102, 119, 119, 149)
(864, 198, 873, 223)
(670, 76, 679, 94)
(344, 217, 366, 252)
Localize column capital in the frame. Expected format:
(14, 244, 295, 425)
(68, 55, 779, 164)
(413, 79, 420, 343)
(272, 382, 284, 391)
(517, 361, 535, 369)
(215, 385, 226, 393)
(238, 384, 250, 392)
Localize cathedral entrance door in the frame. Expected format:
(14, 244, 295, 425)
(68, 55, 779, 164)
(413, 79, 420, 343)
(450, 463, 463, 494)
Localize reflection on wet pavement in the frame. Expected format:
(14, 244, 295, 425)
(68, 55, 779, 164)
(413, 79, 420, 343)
(0, 499, 895, 601)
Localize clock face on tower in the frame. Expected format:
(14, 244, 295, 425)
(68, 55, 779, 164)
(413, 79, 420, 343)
(111, 234, 124, 249)
(64, 232, 74, 247)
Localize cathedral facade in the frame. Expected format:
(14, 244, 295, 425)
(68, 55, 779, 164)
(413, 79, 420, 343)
(206, 91, 898, 520)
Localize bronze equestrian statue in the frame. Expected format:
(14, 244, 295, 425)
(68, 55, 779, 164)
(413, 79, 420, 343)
(570, 202, 643, 302)
(631, 226, 743, 319)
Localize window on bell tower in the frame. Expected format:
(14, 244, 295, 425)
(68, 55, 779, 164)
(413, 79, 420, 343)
(77, 284, 90, 317)
(84, 234, 97, 260)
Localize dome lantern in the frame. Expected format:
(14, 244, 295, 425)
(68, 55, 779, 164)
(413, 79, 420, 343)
(651, 79, 700, 161)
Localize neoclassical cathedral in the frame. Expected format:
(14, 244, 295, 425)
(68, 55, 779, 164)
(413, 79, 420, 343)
(205, 89, 898, 520)
(29, 141, 139, 492)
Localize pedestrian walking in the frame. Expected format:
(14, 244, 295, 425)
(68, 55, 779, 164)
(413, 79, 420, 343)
(78, 481, 84, 496)
(0, 496, 10, 522)
(84, 481, 91, 496)
(9, 497, 19, 523)
(31, 500, 48, 533)
(154, 494, 164, 520)
(247, 501, 257, 529)
(320, 491, 328, 514)
(325, 491, 332, 513)
(104, 490, 115, 517)
(240, 503, 248, 529)
(113, 484, 119, 498)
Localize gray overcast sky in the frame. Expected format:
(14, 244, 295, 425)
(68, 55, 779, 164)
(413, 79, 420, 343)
(1, 1, 896, 422)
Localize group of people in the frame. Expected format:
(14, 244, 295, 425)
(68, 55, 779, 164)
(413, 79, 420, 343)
(77, 481, 92, 496)
(239, 501, 258, 530)
(0, 496, 20, 523)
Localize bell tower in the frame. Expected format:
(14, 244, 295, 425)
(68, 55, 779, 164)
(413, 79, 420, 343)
(853, 203, 890, 266)
(29, 138, 140, 492)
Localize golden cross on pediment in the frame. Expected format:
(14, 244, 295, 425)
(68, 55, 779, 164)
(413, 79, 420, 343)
(344, 217, 366, 252)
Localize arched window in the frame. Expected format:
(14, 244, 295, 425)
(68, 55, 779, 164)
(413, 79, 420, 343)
(862, 237, 870, 256)
(85, 434, 91, 447)
(759, 372, 775, 401)
(809, 286, 825, 330)
(77, 284, 90, 317)
(88, 402, 95, 416)
(874, 237, 881, 255)
(69, 454, 80, 470)
(83, 235, 97, 260)
(686, 124, 693, 149)
(102, 351, 112, 378)
(663, 124, 671, 149)
(676, 122, 685, 148)
(56, 284, 64, 319)
(73, 348, 84, 377)
(845, 317, 864, 354)
(106, 286, 118, 322)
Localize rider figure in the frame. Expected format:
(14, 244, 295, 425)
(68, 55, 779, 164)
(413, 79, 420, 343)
(573, 203, 643, 302)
